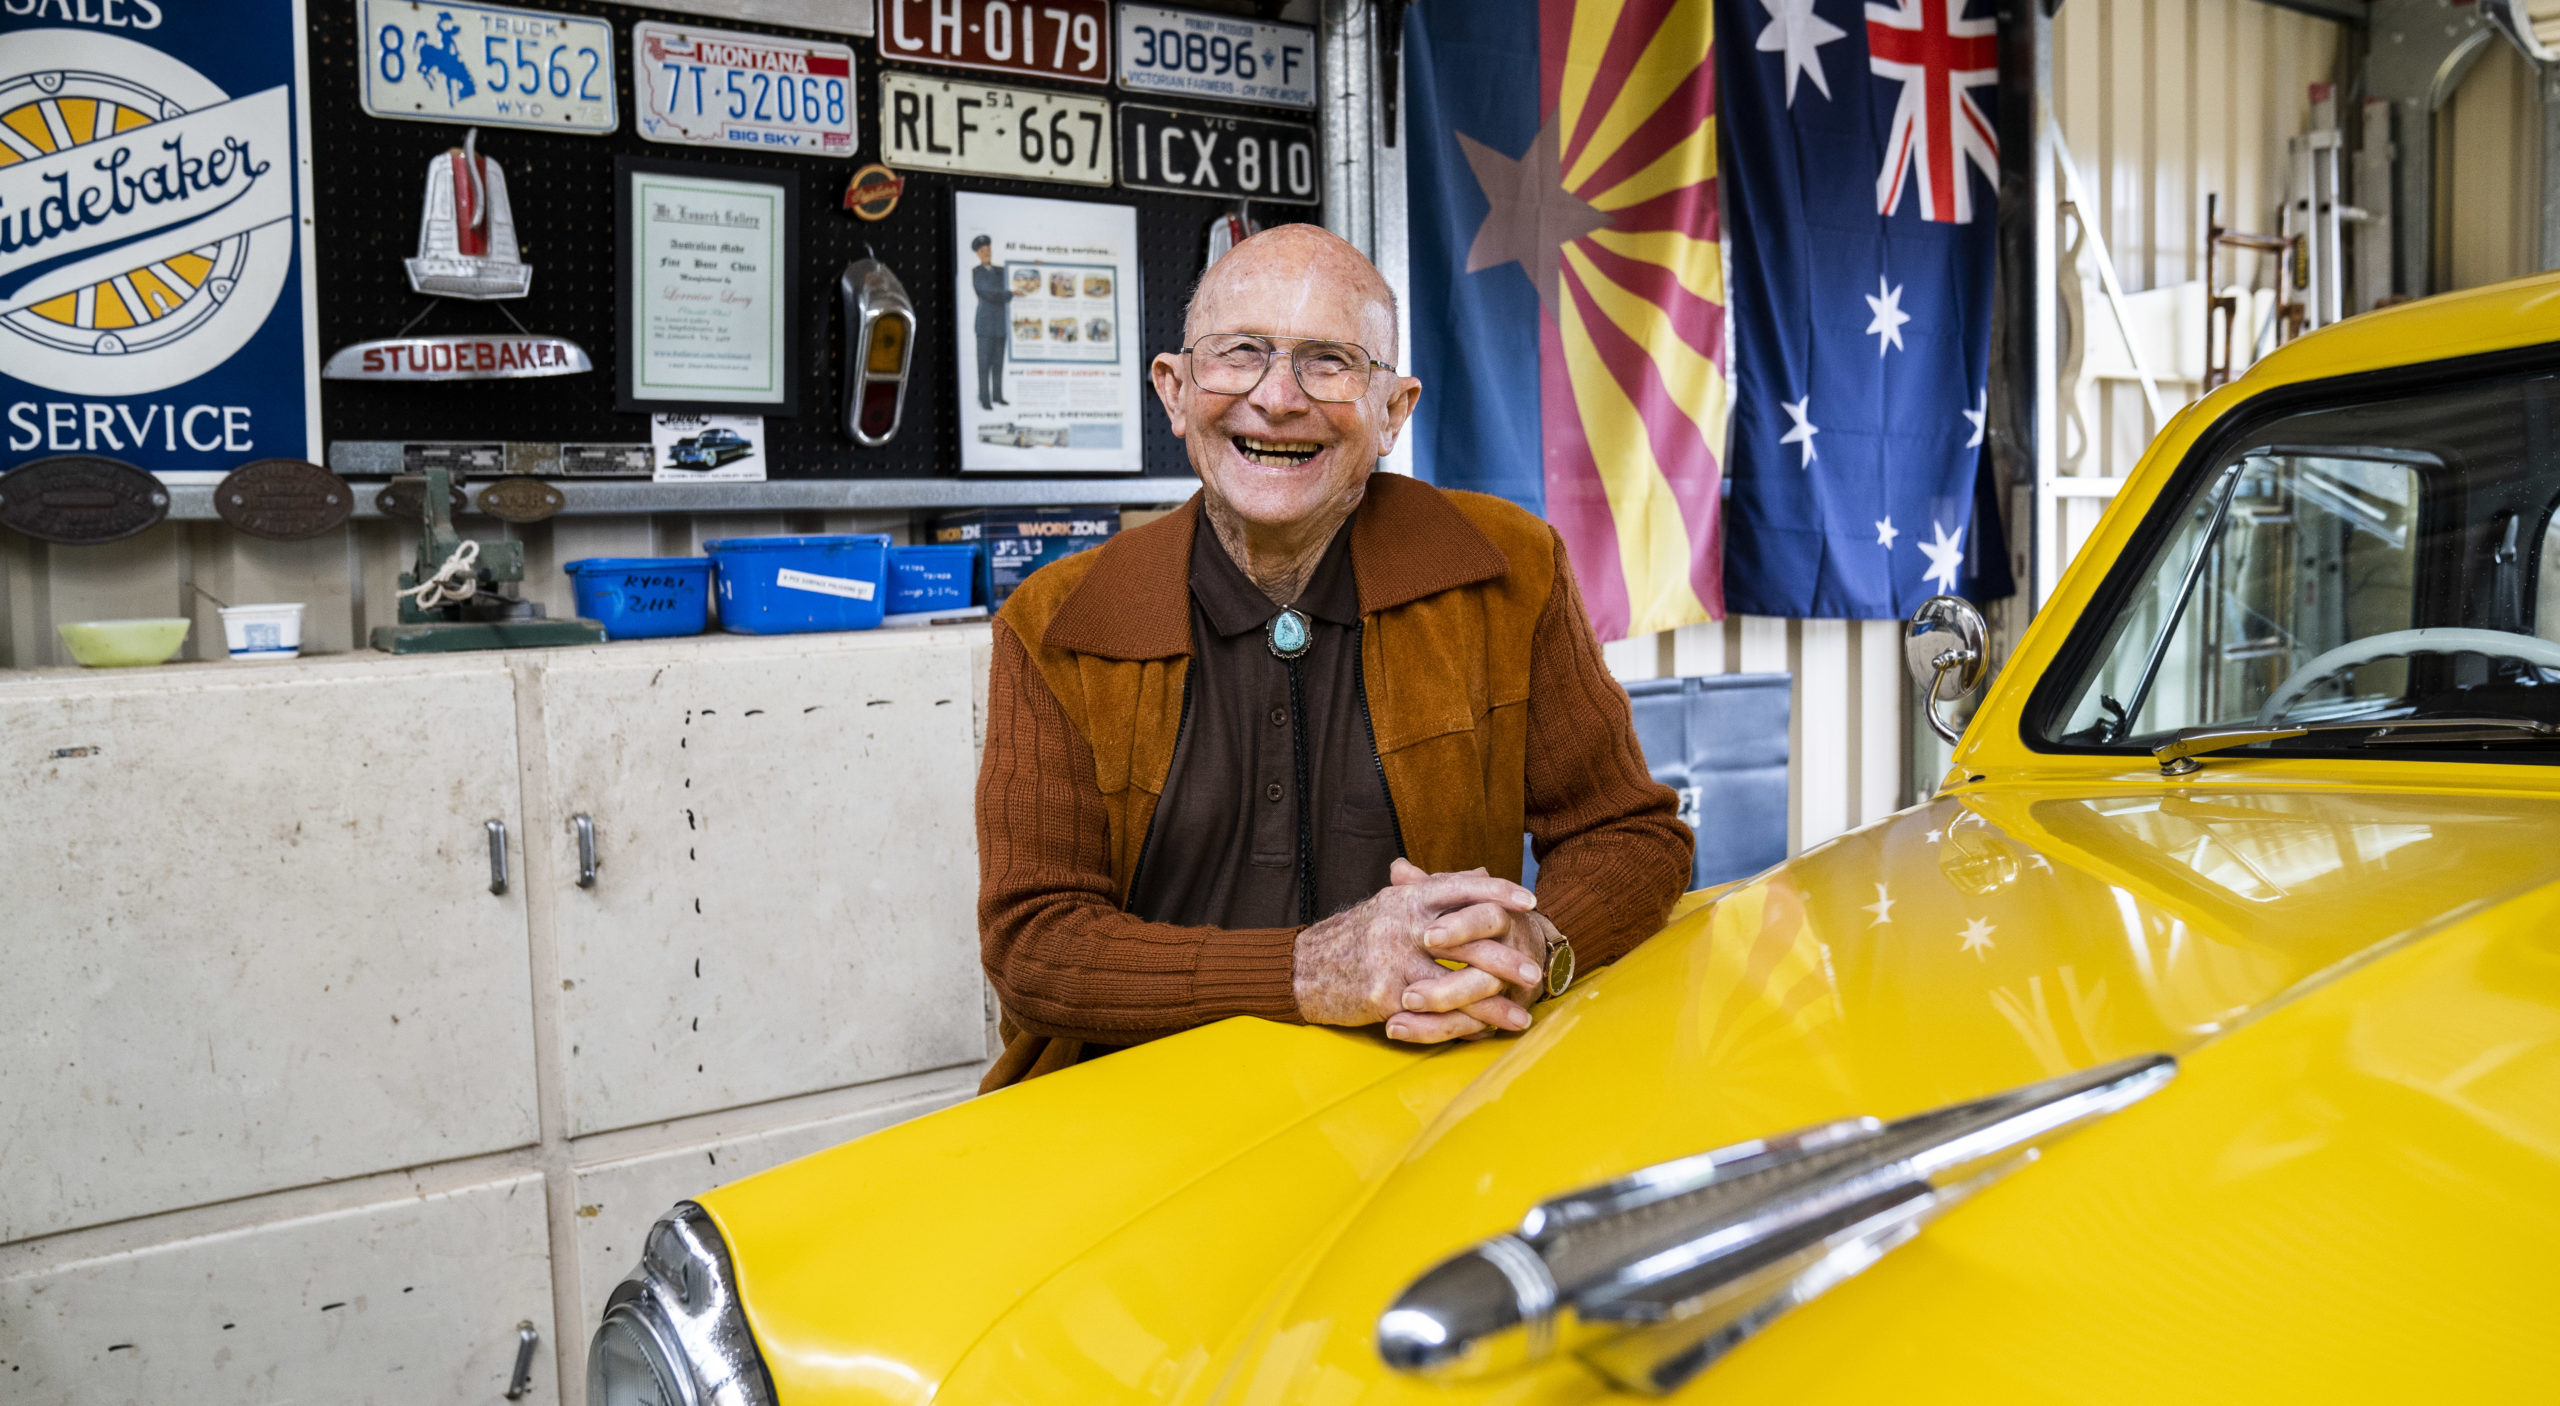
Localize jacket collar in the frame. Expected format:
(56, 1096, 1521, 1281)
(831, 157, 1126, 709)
(1040, 472, 1512, 661)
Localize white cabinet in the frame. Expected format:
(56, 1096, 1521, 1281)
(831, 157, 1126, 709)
(542, 633, 986, 1136)
(0, 627, 991, 1406)
(0, 661, 539, 1242)
(0, 1175, 556, 1406)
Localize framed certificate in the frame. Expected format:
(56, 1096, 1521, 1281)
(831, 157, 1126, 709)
(615, 157, 802, 415)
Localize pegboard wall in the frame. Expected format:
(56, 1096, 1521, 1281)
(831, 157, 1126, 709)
(308, 1, 1323, 480)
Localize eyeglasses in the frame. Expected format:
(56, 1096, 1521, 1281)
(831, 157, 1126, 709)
(1182, 332, 1391, 403)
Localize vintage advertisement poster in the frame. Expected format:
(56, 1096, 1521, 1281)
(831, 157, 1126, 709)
(953, 191, 1138, 473)
(650, 411, 766, 483)
(0, 2, 322, 483)
(617, 159, 800, 414)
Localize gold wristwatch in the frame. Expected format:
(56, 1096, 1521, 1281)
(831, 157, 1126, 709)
(1542, 931, 1576, 999)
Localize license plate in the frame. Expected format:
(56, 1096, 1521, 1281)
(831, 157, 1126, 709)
(875, 0, 1111, 85)
(1116, 5, 1315, 110)
(1118, 103, 1318, 204)
(879, 72, 1110, 185)
(633, 21, 858, 156)
(359, 0, 617, 133)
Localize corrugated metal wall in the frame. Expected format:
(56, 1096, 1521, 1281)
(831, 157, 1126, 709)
(2050, 0, 2343, 572)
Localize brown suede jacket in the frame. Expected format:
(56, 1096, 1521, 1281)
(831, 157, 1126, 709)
(975, 472, 1694, 1089)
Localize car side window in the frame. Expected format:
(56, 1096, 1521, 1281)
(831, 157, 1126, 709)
(2538, 505, 2560, 645)
(2036, 364, 2560, 750)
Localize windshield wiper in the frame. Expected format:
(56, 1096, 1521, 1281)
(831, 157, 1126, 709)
(2154, 715, 2560, 775)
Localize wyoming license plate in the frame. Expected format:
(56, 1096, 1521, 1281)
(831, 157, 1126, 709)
(359, 0, 617, 133)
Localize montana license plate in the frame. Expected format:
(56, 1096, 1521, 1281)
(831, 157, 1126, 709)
(1116, 4, 1315, 110)
(359, 0, 617, 133)
(878, 72, 1110, 185)
(1118, 103, 1318, 204)
(633, 21, 857, 155)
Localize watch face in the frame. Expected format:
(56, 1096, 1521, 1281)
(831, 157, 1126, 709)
(1546, 939, 1575, 997)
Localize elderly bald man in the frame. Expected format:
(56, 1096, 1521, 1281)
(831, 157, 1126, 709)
(974, 225, 1692, 1090)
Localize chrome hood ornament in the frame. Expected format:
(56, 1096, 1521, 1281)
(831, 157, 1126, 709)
(1377, 1054, 2175, 1395)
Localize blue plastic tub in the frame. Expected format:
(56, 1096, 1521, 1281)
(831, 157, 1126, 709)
(562, 557, 712, 640)
(886, 544, 979, 615)
(705, 534, 890, 634)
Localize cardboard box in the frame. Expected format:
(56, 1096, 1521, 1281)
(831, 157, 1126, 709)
(932, 507, 1120, 606)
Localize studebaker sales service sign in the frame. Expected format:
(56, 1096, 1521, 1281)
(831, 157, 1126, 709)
(0, 3, 322, 480)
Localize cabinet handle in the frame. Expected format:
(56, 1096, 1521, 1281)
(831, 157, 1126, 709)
(485, 820, 509, 896)
(572, 813, 597, 888)
(503, 1320, 539, 1399)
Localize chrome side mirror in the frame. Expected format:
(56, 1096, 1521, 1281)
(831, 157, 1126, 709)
(1905, 595, 1989, 744)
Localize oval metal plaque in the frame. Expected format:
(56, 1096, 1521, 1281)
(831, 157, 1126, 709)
(375, 477, 471, 524)
(0, 455, 169, 544)
(477, 476, 565, 523)
(215, 459, 355, 540)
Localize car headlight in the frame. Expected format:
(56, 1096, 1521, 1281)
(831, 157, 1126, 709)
(587, 1202, 776, 1406)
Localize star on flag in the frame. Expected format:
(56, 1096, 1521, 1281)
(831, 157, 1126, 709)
(1958, 916, 1997, 960)
(1919, 519, 1965, 594)
(1780, 395, 1819, 468)
(1875, 517, 1899, 550)
(1864, 277, 1910, 355)
(1755, 0, 1846, 107)
(1963, 388, 1987, 447)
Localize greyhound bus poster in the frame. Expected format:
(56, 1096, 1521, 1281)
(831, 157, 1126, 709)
(0, 1, 322, 483)
(953, 190, 1139, 473)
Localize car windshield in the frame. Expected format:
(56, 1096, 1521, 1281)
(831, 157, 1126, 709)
(2034, 360, 2560, 755)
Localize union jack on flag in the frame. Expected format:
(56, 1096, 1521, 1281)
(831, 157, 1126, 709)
(1866, 0, 2000, 224)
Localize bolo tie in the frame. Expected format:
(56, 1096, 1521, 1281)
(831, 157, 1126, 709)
(1265, 606, 1312, 659)
(1265, 604, 1316, 920)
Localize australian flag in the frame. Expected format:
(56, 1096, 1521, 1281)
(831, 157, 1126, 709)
(1718, 0, 2013, 617)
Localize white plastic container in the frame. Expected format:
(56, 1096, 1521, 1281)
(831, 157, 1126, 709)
(218, 603, 305, 661)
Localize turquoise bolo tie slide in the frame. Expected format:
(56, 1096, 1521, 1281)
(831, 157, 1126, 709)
(1265, 607, 1312, 659)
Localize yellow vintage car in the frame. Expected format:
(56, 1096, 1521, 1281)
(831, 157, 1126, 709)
(585, 276, 2560, 1405)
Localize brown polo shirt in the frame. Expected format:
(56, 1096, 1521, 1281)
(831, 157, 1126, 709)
(1122, 518, 1404, 928)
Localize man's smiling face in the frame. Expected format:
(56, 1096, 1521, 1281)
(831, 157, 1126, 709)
(1150, 226, 1422, 537)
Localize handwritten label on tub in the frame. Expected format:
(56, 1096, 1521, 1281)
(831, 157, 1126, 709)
(775, 568, 877, 600)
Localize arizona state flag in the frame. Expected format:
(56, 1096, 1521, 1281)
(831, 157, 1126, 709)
(1405, 0, 1729, 641)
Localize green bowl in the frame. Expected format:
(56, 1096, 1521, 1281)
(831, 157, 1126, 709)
(57, 618, 191, 668)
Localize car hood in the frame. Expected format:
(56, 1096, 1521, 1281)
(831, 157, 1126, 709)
(702, 783, 2560, 1404)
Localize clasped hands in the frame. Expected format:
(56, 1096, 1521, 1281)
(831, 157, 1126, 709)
(1292, 858, 1560, 1044)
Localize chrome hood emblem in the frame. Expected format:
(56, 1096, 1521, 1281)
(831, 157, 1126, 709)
(1376, 1054, 2176, 1395)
